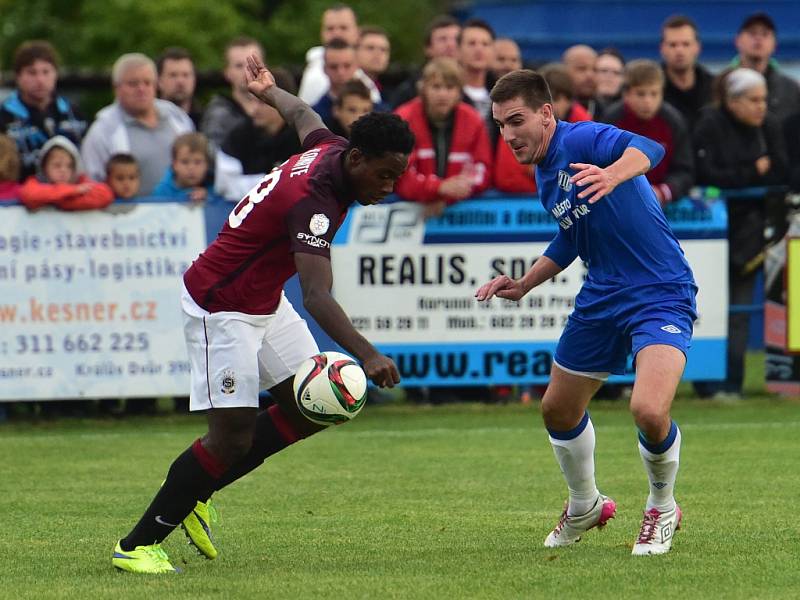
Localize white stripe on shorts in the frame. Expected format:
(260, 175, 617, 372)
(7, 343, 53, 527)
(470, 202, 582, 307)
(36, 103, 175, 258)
(553, 359, 610, 382)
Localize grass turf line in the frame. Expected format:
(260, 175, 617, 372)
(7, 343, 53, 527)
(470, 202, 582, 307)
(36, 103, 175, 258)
(2, 398, 799, 599)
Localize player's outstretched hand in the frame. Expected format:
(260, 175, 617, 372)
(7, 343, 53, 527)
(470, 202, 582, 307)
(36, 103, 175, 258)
(362, 353, 401, 388)
(570, 162, 618, 204)
(245, 54, 275, 102)
(475, 275, 527, 302)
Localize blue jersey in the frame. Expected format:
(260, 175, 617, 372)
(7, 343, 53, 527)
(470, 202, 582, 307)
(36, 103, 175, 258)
(536, 120, 695, 314)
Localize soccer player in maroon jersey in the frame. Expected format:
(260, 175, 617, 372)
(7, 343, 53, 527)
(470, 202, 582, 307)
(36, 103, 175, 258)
(112, 56, 415, 574)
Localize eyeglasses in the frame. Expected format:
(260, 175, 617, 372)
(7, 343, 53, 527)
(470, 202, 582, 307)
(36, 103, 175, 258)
(595, 68, 623, 76)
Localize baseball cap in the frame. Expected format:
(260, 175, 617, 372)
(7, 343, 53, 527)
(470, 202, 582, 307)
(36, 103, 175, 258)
(739, 12, 776, 33)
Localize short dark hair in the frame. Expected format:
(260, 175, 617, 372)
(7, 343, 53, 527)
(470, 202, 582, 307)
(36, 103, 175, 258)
(598, 47, 625, 65)
(325, 37, 353, 52)
(458, 18, 496, 45)
(359, 25, 388, 41)
(424, 15, 460, 47)
(335, 79, 372, 106)
(348, 112, 415, 158)
(225, 36, 264, 61)
(490, 69, 553, 110)
(156, 47, 194, 74)
(661, 15, 699, 40)
(106, 153, 138, 173)
(13, 40, 59, 73)
(271, 66, 298, 96)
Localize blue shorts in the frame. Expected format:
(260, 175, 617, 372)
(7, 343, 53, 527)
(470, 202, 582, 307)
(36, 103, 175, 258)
(554, 286, 697, 376)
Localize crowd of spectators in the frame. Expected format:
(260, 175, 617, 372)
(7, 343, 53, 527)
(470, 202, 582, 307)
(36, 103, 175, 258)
(1, 6, 798, 411)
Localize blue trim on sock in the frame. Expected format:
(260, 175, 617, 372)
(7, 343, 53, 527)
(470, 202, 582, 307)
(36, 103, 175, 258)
(638, 421, 678, 454)
(547, 411, 590, 441)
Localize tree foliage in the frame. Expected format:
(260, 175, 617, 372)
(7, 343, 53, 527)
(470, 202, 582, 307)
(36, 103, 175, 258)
(0, 0, 450, 72)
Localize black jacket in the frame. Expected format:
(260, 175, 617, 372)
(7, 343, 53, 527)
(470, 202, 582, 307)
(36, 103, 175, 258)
(693, 105, 788, 269)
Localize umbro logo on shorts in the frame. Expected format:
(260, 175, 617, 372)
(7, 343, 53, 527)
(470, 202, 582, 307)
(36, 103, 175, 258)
(660, 324, 682, 334)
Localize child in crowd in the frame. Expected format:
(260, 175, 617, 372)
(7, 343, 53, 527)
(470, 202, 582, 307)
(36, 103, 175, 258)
(329, 79, 374, 138)
(106, 153, 141, 199)
(603, 59, 694, 205)
(18, 135, 113, 210)
(153, 132, 212, 203)
(0, 134, 21, 200)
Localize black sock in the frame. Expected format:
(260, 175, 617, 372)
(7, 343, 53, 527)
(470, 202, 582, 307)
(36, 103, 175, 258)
(210, 407, 294, 493)
(120, 440, 223, 551)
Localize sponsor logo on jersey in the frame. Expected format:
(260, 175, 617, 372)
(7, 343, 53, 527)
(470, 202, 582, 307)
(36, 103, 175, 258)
(558, 170, 573, 192)
(296, 232, 331, 248)
(660, 324, 682, 334)
(309, 213, 330, 236)
(221, 369, 236, 394)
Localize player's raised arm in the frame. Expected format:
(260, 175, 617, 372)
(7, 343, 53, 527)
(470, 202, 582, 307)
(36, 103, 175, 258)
(569, 133, 665, 204)
(245, 55, 327, 147)
(294, 252, 400, 389)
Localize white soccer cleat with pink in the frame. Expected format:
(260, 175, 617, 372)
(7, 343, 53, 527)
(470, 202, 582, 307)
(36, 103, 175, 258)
(632, 504, 682, 556)
(544, 494, 617, 548)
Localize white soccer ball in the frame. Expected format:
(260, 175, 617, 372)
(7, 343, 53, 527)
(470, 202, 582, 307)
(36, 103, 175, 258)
(293, 351, 368, 425)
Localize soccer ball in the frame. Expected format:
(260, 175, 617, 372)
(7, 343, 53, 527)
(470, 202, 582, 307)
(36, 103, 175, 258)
(293, 351, 368, 425)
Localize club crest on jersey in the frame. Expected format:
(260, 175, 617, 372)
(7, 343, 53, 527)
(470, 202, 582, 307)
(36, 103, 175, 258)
(309, 213, 330, 236)
(558, 170, 573, 192)
(221, 369, 236, 394)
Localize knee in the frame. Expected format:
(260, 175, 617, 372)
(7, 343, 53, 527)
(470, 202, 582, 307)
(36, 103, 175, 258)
(207, 431, 253, 465)
(630, 403, 669, 439)
(541, 397, 582, 431)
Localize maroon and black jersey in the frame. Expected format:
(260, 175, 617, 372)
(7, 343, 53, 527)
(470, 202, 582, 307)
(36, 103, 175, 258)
(184, 128, 355, 314)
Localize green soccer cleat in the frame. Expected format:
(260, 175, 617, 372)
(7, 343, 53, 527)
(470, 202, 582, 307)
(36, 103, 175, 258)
(112, 541, 179, 573)
(181, 499, 219, 559)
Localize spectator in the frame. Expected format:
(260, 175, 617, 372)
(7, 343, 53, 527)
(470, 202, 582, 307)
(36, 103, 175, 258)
(693, 67, 788, 397)
(298, 4, 360, 106)
(458, 19, 497, 125)
(81, 53, 194, 196)
(328, 79, 374, 138)
(0, 134, 21, 200)
(394, 58, 492, 218)
(661, 15, 713, 130)
(604, 60, 694, 205)
(105, 153, 140, 199)
(19, 135, 113, 211)
(153, 132, 212, 203)
(157, 47, 202, 127)
(734, 12, 800, 123)
(492, 37, 522, 79)
(312, 39, 359, 123)
(562, 44, 603, 120)
(595, 48, 625, 106)
(783, 111, 800, 192)
(200, 37, 264, 150)
(389, 15, 461, 108)
(219, 68, 302, 177)
(540, 64, 592, 122)
(356, 26, 391, 90)
(0, 41, 87, 180)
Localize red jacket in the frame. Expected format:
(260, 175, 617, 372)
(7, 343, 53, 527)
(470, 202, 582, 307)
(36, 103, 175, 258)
(19, 174, 114, 211)
(394, 98, 492, 203)
(0, 181, 20, 200)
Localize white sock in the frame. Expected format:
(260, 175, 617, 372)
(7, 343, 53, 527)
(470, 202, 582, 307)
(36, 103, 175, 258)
(638, 423, 681, 512)
(548, 413, 599, 516)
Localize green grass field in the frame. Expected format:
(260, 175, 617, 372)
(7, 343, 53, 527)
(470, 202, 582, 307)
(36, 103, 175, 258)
(2, 398, 799, 599)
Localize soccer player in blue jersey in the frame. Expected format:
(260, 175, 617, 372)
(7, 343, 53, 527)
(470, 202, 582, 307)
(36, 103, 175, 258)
(476, 70, 696, 555)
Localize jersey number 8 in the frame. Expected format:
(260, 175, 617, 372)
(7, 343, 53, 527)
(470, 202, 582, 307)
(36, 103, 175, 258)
(228, 168, 283, 229)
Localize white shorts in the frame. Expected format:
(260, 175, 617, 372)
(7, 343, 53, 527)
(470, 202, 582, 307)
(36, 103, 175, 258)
(181, 284, 319, 411)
